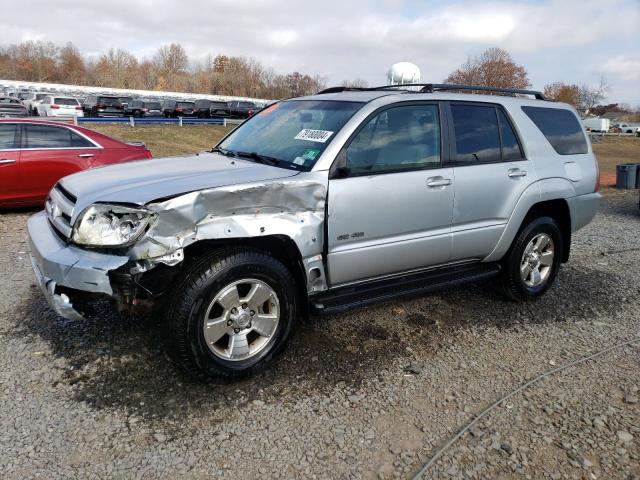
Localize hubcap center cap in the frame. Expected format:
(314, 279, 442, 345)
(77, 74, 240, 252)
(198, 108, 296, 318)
(231, 309, 251, 328)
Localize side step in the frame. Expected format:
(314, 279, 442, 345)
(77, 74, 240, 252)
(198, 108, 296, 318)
(310, 262, 501, 315)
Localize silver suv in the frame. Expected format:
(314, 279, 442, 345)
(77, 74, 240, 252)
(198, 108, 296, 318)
(27, 84, 601, 381)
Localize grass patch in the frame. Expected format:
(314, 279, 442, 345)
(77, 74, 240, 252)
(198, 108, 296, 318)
(87, 124, 235, 158)
(592, 136, 640, 185)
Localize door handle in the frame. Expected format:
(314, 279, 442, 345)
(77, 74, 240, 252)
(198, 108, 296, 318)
(77, 153, 94, 158)
(426, 177, 452, 188)
(0, 159, 16, 165)
(508, 168, 527, 178)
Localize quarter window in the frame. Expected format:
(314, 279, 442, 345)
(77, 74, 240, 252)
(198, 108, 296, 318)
(0, 124, 18, 149)
(24, 125, 94, 149)
(522, 106, 587, 155)
(345, 104, 441, 174)
(451, 104, 501, 164)
(498, 110, 524, 161)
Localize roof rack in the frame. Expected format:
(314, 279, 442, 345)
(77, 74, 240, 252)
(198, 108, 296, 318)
(316, 83, 545, 100)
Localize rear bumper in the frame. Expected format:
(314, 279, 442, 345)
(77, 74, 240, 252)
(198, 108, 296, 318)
(27, 211, 129, 319)
(567, 192, 601, 232)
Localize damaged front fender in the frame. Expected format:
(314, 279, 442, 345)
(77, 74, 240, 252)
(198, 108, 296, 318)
(129, 171, 329, 293)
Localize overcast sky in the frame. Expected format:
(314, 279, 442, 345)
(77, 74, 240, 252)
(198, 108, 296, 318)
(1, 0, 638, 104)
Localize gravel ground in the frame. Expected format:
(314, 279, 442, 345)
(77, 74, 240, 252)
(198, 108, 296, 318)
(1, 190, 639, 479)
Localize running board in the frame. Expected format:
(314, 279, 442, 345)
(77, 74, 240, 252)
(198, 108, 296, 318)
(310, 262, 501, 315)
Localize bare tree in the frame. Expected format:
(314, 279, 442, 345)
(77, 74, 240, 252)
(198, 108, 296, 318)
(578, 77, 609, 112)
(57, 43, 86, 85)
(93, 49, 139, 88)
(445, 47, 530, 90)
(341, 78, 369, 88)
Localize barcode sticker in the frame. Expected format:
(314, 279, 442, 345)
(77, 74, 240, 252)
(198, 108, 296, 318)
(294, 129, 334, 143)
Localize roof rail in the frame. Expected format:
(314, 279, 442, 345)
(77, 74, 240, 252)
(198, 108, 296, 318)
(316, 86, 374, 94)
(316, 83, 545, 100)
(418, 83, 545, 100)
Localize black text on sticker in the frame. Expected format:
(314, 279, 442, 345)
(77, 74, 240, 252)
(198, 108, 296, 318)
(294, 129, 334, 143)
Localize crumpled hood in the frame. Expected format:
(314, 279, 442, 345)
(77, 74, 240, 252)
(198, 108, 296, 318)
(60, 152, 299, 217)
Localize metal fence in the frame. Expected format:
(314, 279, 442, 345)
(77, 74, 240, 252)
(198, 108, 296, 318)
(11, 116, 244, 127)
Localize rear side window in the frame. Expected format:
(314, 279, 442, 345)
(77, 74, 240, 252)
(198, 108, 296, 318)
(25, 125, 93, 148)
(522, 106, 587, 155)
(0, 124, 18, 149)
(451, 104, 501, 163)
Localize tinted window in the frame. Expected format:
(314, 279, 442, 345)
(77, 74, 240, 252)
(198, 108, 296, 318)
(522, 106, 587, 155)
(346, 104, 441, 174)
(0, 124, 18, 149)
(25, 125, 93, 148)
(451, 104, 501, 163)
(239, 102, 256, 108)
(498, 109, 523, 161)
(177, 102, 195, 109)
(97, 96, 120, 106)
(54, 98, 79, 106)
(145, 102, 161, 109)
(211, 102, 228, 108)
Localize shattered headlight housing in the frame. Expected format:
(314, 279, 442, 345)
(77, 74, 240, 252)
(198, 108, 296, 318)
(72, 204, 153, 247)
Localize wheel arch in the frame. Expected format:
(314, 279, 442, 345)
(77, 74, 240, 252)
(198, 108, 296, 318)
(485, 178, 575, 263)
(182, 235, 312, 311)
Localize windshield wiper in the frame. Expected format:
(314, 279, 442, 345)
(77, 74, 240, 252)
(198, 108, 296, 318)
(211, 146, 235, 157)
(234, 151, 285, 167)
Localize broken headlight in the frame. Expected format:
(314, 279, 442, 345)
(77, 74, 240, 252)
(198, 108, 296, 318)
(72, 204, 153, 247)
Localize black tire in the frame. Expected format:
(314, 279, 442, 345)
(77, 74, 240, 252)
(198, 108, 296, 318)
(165, 249, 298, 382)
(500, 216, 563, 302)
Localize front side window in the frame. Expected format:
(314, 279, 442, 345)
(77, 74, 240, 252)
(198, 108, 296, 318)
(24, 125, 93, 149)
(522, 106, 588, 155)
(0, 124, 18, 149)
(345, 104, 441, 175)
(219, 100, 363, 171)
(451, 104, 501, 164)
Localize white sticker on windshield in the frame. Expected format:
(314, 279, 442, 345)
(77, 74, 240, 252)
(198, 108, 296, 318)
(294, 129, 334, 143)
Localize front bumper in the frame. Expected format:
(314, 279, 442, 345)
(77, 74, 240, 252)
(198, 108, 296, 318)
(27, 211, 129, 319)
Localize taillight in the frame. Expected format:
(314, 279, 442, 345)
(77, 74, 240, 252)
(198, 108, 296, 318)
(247, 110, 254, 116)
(75, 106, 82, 110)
(145, 149, 153, 159)
(175, 108, 183, 112)
(51, 105, 60, 109)
(96, 103, 104, 108)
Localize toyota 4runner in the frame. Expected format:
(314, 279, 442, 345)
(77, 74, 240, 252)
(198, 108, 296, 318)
(27, 83, 601, 381)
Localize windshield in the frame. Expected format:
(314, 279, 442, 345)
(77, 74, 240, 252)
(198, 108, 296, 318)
(218, 100, 363, 171)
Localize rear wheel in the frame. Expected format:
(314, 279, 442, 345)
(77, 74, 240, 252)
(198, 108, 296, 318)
(165, 249, 298, 382)
(500, 217, 563, 301)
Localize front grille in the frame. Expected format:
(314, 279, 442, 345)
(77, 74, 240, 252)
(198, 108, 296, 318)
(46, 183, 77, 239)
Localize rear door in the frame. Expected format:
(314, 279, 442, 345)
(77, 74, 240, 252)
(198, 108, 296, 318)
(0, 123, 22, 206)
(326, 102, 454, 285)
(19, 124, 101, 203)
(447, 102, 535, 261)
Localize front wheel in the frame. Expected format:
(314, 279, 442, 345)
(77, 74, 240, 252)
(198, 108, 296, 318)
(165, 249, 298, 382)
(500, 216, 563, 301)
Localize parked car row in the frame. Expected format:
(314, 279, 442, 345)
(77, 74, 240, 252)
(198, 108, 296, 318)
(5, 89, 263, 119)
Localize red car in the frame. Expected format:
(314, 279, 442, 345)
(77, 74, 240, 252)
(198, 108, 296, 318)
(0, 120, 152, 208)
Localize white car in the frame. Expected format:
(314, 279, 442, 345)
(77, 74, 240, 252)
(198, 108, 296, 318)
(23, 93, 52, 116)
(39, 96, 84, 117)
